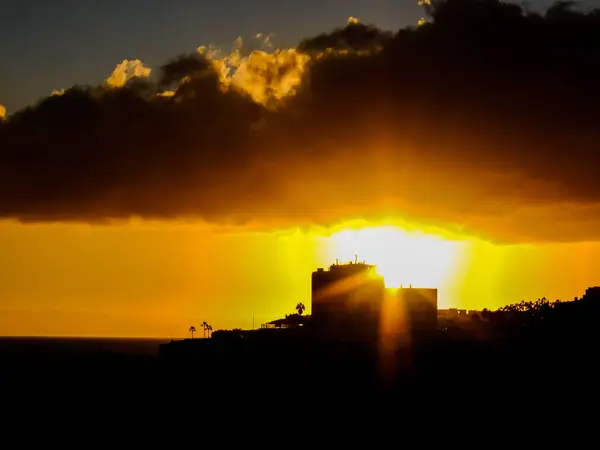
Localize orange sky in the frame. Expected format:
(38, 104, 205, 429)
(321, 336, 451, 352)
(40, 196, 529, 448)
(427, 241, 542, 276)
(1, 218, 599, 338)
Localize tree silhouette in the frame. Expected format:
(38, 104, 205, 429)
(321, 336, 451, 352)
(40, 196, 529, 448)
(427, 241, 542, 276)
(295, 302, 306, 316)
(207, 324, 213, 338)
(481, 308, 491, 321)
(189, 325, 196, 339)
(202, 321, 208, 338)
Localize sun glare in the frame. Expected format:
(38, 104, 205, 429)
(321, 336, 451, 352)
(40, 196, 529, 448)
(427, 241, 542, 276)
(327, 225, 462, 290)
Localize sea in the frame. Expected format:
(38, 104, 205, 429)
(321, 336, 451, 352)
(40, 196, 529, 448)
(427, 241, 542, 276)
(0, 336, 169, 358)
(0, 336, 206, 425)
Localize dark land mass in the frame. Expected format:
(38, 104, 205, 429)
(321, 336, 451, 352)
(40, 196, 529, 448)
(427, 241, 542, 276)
(2, 295, 600, 423)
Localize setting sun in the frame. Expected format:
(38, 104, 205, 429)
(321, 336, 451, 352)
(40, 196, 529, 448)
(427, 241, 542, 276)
(327, 225, 462, 291)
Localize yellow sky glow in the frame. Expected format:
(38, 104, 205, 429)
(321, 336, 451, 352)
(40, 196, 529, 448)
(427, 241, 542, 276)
(1, 219, 600, 337)
(327, 225, 463, 290)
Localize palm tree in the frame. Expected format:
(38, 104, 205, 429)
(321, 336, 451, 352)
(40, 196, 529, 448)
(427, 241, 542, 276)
(201, 321, 208, 338)
(295, 302, 306, 316)
(207, 324, 213, 338)
(189, 325, 196, 339)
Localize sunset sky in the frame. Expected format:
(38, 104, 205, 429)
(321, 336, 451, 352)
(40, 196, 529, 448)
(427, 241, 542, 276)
(1, 0, 600, 337)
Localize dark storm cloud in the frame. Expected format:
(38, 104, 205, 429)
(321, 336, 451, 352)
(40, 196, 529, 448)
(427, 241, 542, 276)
(1, 0, 600, 243)
(297, 17, 394, 52)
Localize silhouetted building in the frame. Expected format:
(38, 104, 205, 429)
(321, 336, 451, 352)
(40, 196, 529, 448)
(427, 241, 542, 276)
(392, 288, 438, 338)
(438, 308, 481, 321)
(311, 257, 438, 342)
(311, 257, 385, 341)
(261, 314, 310, 329)
(438, 308, 467, 318)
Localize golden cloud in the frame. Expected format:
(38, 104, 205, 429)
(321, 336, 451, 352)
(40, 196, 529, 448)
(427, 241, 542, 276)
(196, 37, 310, 108)
(105, 59, 152, 88)
(1, 2, 600, 245)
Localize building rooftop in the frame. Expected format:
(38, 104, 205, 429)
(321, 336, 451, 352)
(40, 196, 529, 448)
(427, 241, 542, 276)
(315, 255, 377, 273)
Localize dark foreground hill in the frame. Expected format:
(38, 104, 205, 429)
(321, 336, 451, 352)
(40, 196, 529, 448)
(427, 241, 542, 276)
(2, 326, 597, 408)
(2, 295, 600, 425)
